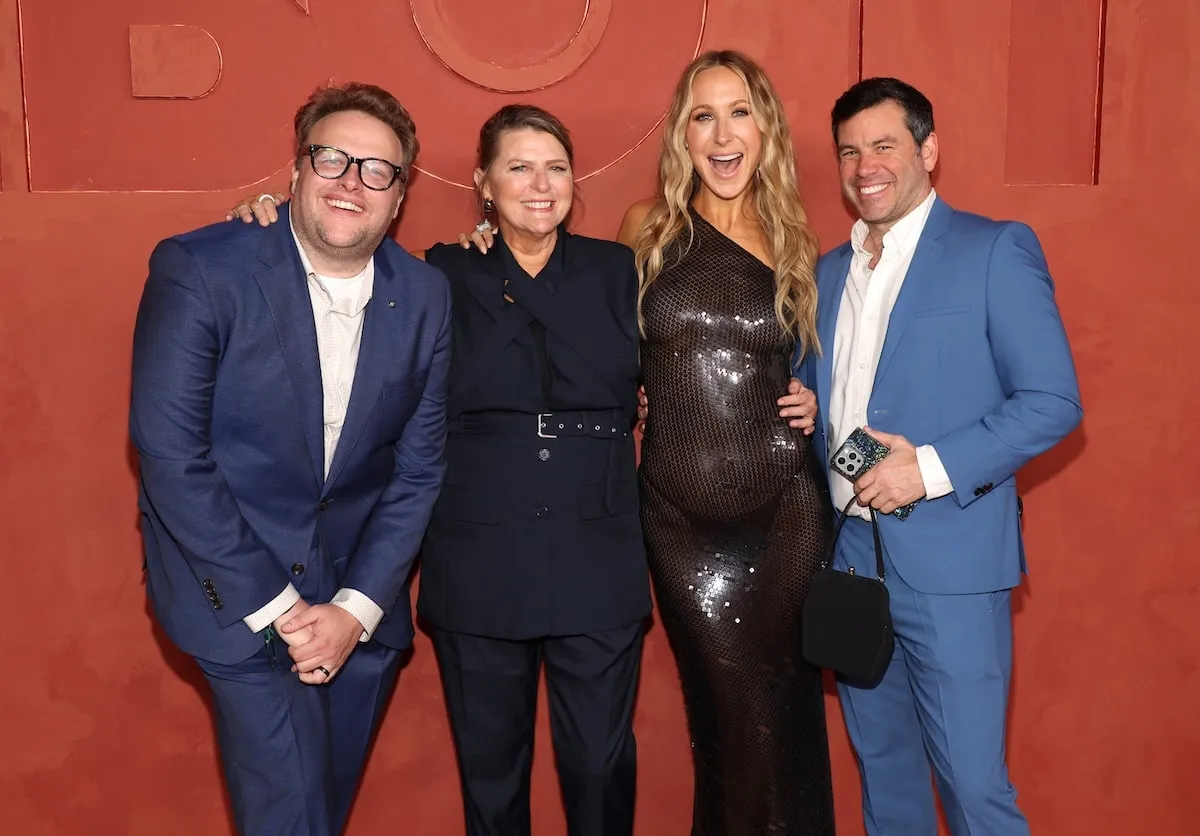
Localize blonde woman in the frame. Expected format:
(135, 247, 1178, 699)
(616, 50, 834, 835)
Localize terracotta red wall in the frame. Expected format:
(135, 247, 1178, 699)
(2, 1, 1196, 833)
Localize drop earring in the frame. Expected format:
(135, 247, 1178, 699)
(483, 198, 496, 215)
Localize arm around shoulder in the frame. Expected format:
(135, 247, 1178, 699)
(932, 222, 1083, 506)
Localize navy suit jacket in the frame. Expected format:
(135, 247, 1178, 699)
(798, 197, 1083, 594)
(130, 204, 451, 664)
(417, 233, 650, 639)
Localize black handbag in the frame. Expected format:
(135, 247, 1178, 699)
(801, 499, 894, 685)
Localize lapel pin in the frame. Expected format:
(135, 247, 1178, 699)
(388, 300, 396, 308)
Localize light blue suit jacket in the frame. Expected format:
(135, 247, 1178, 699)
(797, 197, 1083, 595)
(130, 204, 452, 664)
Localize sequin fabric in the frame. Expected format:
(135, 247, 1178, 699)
(639, 208, 836, 835)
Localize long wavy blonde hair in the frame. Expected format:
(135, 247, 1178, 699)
(634, 50, 821, 360)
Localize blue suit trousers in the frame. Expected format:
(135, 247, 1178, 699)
(834, 517, 1029, 835)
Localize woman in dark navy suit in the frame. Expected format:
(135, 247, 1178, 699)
(226, 103, 648, 836)
(416, 105, 649, 836)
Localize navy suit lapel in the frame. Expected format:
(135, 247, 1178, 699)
(323, 253, 396, 492)
(872, 197, 951, 386)
(254, 206, 324, 485)
(447, 245, 534, 404)
(816, 246, 852, 443)
(526, 233, 632, 406)
(463, 254, 505, 322)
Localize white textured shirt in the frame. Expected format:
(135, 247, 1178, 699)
(241, 223, 384, 640)
(828, 188, 953, 519)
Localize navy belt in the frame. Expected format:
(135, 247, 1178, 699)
(447, 409, 632, 515)
(448, 409, 630, 440)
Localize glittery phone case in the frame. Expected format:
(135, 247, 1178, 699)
(830, 428, 918, 520)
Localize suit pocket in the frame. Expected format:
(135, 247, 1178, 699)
(331, 554, 350, 584)
(375, 373, 429, 437)
(382, 372, 427, 401)
(913, 304, 971, 318)
(433, 485, 503, 525)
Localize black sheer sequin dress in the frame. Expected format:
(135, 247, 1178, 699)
(638, 207, 835, 835)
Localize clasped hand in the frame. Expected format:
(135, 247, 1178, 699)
(273, 600, 365, 685)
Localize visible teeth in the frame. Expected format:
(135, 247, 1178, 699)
(328, 199, 363, 212)
(711, 154, 742, 162)
(860, 183, 888, 195)
(525, 201, 552, 209)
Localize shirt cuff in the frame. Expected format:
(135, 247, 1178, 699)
(243, 584, 301, 634)
(331, 588, 384, 642)
(915, 444, 954, 500)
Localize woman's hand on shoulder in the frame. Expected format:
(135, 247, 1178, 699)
(457, 220, 496, 254)
(615, 198, 656, 248)
(226, 191, 288, 226)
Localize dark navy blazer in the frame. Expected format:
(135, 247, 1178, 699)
(130, 204, 451, 664)
(416, 232, 651, 639)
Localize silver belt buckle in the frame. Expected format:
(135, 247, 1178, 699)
(536, 412, 558, 439)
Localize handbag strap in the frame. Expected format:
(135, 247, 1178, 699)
(817, 496, 887, 581)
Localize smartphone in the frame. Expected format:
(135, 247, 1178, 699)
(829, 428, 918, 520)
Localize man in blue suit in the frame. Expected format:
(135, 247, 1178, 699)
(130, 82, 451, 835)
(795, 78, 1083, 834)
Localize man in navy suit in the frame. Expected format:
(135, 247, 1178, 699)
(130, 82, 450, 835)
(794, 78, 1083, 834)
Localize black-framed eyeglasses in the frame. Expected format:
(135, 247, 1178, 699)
(305, 145, 407, 191)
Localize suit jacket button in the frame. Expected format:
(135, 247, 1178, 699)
(202, 579, 215, 590)
(291, 563, 305, 575)
(538, 448, 551, 461)
(535, 506, 549, 518)
(213, 601, 223, 611)
(974, 487, 984, 497)
(318, 500, 329, 511)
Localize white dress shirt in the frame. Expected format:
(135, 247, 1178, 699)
(242, 223, 384, 640)
(828, 188, 953, 519)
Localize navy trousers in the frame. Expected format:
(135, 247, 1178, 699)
(195, 630, 403, 836)
(431, 622, 644, 836)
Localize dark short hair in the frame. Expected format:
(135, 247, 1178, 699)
(475, 104, 575, 218)
(831, 77, 934, 147)
(293, 82, 419, 172)
(477, 104, 575, 173)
